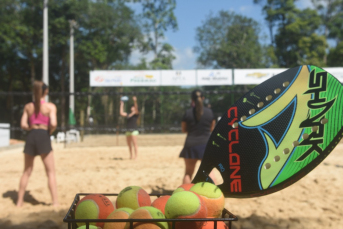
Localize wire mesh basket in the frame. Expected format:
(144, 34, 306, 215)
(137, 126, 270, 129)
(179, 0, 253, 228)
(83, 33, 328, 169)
(63, 193, 238, 229)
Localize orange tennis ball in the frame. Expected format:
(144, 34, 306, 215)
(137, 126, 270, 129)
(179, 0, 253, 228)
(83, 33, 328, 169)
(124, 206, 168, 229)
(151, 195, 170, 215)
(172, 183, 194, 194)
(103, 208, 134, 229)
(190, 182, 225, 218)
(201, 220, 229, 229)
(165, 191, 207, 229)
(116, 186, 151, 210)
(75, 194, 115, 228)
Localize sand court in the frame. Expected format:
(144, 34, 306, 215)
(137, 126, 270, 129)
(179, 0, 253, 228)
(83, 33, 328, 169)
(0, 134, 342, 229)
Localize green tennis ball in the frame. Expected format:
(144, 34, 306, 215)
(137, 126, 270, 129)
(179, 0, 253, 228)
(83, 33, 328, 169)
(116, 186, 151, 210)
(75, 194, 115, 228)
(125, 206, 168, 229)
(77, 226, 99, 229)
(104, 208, 134, 229)
(165, 191, 207, 229)
(190, 182, 225, 218)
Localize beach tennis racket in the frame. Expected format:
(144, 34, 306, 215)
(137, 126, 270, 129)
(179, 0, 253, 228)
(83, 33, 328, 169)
(192, 65, 343, 198)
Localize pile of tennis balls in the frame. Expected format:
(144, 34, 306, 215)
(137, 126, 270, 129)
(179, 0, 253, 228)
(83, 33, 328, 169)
(75, 182, 228, 229)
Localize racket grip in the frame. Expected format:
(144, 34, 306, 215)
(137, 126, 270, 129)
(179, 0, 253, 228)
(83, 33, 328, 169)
(192, 170, 214, 184)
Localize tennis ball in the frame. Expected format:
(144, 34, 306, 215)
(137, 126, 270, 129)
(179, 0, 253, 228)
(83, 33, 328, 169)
(190, 182, 225, 218)
(201, 220, 229, 229)
(124, 206, 168, 229)
(151, 195, 170, 215)
(103, 208, 134, 229)
(77, 226, 99, 229)
(116, 186, 151, 210)
(165, 191, 207, 229)
(172, 183, 194, 194)
(75, 194, 115, 228)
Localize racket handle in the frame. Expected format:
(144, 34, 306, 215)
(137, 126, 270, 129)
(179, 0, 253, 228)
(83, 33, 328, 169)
(192, 170, 214, 184)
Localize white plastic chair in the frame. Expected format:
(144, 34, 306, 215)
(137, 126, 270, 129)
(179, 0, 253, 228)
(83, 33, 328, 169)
(66, 129, 80, 143)
(56, 132, 65, 143)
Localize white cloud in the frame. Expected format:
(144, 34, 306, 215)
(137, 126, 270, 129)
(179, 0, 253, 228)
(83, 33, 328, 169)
(239, 5, 254, 13)
(129, 46, 197, 70)
(172, 47, 197, 70)
(129, 48, 154, 65)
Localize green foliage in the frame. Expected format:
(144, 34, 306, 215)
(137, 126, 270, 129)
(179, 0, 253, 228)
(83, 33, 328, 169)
(194, 11, 265, 68)
(327, 41, 343, 66)
(139, 0, 178, 69)
(274, 7, 327, 67)
(0, 0, 144, 136)
(312, 0, 343, 41)
(255, 0, 329, 67)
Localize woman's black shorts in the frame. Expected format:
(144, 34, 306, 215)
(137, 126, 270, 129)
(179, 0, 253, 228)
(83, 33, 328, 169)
(24, 129, 52, 156)
(179, 144, 206, 159)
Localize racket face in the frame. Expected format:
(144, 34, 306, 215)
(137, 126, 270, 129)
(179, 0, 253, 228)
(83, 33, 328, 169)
(192, 65, 343, 198)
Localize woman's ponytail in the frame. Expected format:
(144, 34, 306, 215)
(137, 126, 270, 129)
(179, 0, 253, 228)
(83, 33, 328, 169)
(33, 81, 43, 116)
(191, 90, 204, 122)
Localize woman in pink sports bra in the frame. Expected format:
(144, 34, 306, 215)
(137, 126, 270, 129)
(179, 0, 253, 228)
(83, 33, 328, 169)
(16, 80, 59, 207)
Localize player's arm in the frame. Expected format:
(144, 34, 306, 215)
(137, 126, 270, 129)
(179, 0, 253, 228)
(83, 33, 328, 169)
(210, 110, 216, 132)
(210, 119, 216, 132)
(119, 101, 127, 117)
(20, 105, 31, 131)
(49, 103, 57, 135)
(133, 96, 139, 115)
(181, 121, 187, 133)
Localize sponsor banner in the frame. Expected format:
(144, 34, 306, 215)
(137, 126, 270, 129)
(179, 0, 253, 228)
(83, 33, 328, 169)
(90, 70, 161, 87)
(324, 67, 343, 83)
(196, 69, 232, 85)
(234, 68, 286, 85)
(90, 71, 123, 87)
(161, 70, 196, 86)
(121, 70, 160, 86)
(90, 67, 342, 86)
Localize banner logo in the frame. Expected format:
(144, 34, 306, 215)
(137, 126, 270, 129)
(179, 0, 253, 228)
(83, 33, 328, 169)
(95, 76, 104, 82)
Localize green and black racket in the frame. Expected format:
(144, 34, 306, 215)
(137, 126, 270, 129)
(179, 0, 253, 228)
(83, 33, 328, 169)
(192, 65, 343, 198)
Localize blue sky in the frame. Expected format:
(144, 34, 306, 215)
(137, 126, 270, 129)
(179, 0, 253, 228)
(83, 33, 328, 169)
(129, 0, 313, 70)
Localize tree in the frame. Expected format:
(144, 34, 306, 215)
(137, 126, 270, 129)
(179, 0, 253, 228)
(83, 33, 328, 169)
(194, 11, 265, 69)
(312, 0, 343, 65)
(255, 0, 328, 67)
(274, 7, 327, 67)
(254, 0, 298, 45)
(140, 0, 178, 69)
(327, 41, 343, 66)
(0, 0, 143, 132)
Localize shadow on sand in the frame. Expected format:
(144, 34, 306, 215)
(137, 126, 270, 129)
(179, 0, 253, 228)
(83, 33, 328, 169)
(150, 185, 174, 195)
(0, 208, 67, 229)
(3, 190, 49, 206)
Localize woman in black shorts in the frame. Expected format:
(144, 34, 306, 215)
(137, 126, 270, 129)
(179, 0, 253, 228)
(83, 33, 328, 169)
(179, 90, 216, 184)
(120, 96, 139, 160)
(16, 81, 58, 207)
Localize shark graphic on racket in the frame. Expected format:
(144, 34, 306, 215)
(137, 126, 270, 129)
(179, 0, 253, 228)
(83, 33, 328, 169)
(192, 65, 343, 198)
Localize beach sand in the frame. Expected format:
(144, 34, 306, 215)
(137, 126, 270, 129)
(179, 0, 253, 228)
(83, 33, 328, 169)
(0, 133, 342, 229)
